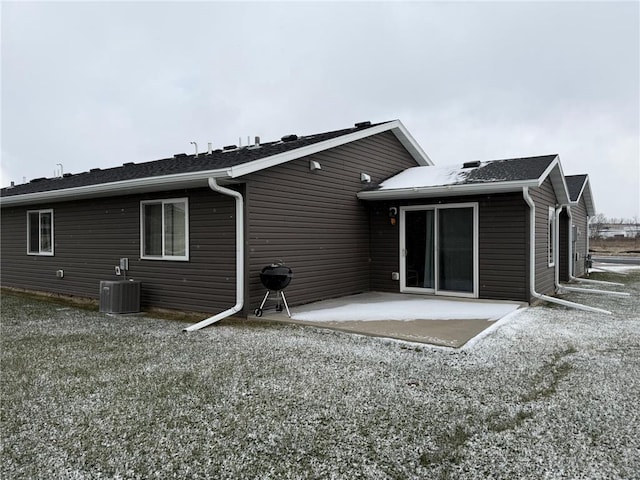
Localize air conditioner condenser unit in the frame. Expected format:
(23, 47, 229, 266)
(99, 280, 141, 314)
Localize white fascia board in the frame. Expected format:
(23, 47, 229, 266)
(0, 169, 229, 207)
(537, 156, 570, 205)
(581, 178, 596, 216)
(357, 179, 539, 200)
(228, 120, 432, 178)
(390, 120, 434, 166)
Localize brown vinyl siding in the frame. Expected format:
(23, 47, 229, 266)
(368, 192, 529, 302)
(529, 178, 558, 295)
(477, 195, 528, 301)
(1, 188, 237, 313)
(243, 131, 417, 309)
(369, 201, 400, 293)
(571, 198, 589, 277)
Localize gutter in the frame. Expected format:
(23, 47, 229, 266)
(522, 187, 611, 314)
(357, 179, 539, 201)
(1, 169, 230, 207)
(184, 178, 244, 331)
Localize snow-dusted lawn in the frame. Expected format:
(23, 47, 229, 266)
(2, 269, 639, 479)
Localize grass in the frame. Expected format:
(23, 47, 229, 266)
(1, 268, 640, 479)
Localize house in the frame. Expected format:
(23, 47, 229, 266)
(560, 175, 595, 280)
(0, 120, 594, 324)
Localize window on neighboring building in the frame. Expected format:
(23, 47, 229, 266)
(548, 206, 556, 267)
(140, 198, 189, 260)
(27, 210, 54, 255)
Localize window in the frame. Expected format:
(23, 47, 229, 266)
(27, 210, 54, 255)
(548, 206, 556, 267)
(140, 198, 189, 260)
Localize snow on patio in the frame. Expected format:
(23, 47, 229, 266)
(590, 264, 640, 274)
(290, 292, 522, 322)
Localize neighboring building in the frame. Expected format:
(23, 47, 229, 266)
(0, 120, 592, 318)
(561, 175, 595, 280)
(598, 224, 640, 238)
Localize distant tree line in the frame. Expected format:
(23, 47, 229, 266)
(589, 214, 640, 239)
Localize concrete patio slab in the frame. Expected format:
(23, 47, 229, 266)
(248, 292, 525, 347)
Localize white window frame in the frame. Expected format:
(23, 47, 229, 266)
(399, 202, 479, 299)
(140, 198, 189, 261)
(26, 209, 54, 256)
(548, 206, 556, 267)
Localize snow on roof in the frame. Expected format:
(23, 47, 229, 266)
(376, 155, 558, 191)
(378, 165, 465, 189)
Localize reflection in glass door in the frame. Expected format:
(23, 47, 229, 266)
(438, 207, 474, 293)
(402, 205, 477, 297)
(404, 210, 434, 289)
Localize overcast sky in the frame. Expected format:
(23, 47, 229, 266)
(2, 1, 638, 219)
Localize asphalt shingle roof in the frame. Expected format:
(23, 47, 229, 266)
(2, 122, 386, 198)
(363, 154, 559, 192)
(565, 174, 588, 202)
(461, 155, 557, 183)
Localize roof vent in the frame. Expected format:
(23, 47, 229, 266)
(90, 168, 101, 172)
(281, 134, 298, 142)
(174, 153, 187, 158)
(30, 177, 46, 183)
(63, 173, 72, 177)
(223, 145, 238, 151)
(123, 162, 135, 167)
(355, 121, 371, 128)
(463, 161, 481, 169)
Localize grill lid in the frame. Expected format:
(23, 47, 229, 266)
(260, 263, 293, 291)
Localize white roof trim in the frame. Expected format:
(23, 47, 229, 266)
(581, 178, 596, 216)
(2, 120, 433, 207)
(0, 169, 229, 207)
(538, 157, 570, 205)
(228, 120, 433, 178)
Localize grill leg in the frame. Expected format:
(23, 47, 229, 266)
(259, 291, 270, 310)
(280, 291, 291, 318)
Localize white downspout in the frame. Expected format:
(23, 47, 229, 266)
(562, 209, 626, 296)
(522, 187, 610, 314)
(567, 205, 574, 278)
(555, 205, 563, 291)
(564, 206, 625, 288)
(184, 178, 244, 331)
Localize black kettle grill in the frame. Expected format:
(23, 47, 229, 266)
(254, 263, 293, 317)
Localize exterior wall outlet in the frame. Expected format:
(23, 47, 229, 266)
(115, 266, 121, 276)
(56, 269, 64, 279)
(391, 272, 400, 281)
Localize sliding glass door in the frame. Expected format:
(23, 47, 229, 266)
(401, 204, 478, 297)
